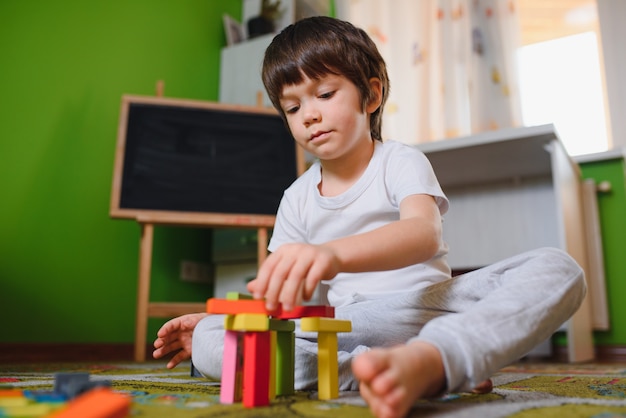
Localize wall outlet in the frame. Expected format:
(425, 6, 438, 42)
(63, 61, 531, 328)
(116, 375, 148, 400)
(180, 260, 213, 283)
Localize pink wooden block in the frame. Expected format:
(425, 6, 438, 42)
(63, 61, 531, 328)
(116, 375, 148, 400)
(220, 330, 243, 404)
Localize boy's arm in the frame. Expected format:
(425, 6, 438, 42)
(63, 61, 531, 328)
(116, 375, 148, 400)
(248, 194, 442, 310)
(327, 193, 442, 273)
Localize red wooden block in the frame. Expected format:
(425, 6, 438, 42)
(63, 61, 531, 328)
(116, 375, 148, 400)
(275, 305, 335, 319)
(242, 332, 271, 408)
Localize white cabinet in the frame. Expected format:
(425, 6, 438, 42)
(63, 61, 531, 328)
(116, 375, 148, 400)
(416, 124, 596, 362)
(219, 34, 274, 107)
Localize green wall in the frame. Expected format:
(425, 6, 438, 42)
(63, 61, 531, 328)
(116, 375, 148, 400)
(580, 157, 626, 346)
(0, 0, 241, 344)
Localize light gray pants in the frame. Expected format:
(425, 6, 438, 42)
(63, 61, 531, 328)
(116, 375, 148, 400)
(192, 247, 586, 393)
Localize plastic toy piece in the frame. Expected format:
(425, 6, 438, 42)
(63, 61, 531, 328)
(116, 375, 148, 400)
(0, 389, 23, 397)
(220, 330, 244, 404)
(53, 372, 111, 400)
(46, 387, 130, 418)
(242, 331, 271, 408)
(0, 394, 29, 408)
(301, 317, 352, 400)
(54, 373, 89, 399)
(1, 402, 55, 416)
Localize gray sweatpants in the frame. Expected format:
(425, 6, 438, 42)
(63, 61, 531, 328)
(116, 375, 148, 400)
(191, 247, 586, 394)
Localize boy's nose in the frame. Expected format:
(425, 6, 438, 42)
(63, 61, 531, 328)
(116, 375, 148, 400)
(303, 106, 321, 125)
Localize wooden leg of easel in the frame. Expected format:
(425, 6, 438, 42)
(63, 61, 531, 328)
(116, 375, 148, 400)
(257, 227, 268, 267)
(135, 223, 154, 362)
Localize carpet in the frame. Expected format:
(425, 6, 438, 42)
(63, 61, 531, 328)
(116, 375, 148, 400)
(2, 361, 626, 417)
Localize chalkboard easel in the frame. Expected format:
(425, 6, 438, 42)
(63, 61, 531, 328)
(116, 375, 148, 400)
(110, 91, 304, 361)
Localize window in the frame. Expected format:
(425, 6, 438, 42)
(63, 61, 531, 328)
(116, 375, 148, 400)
(517, 0, 609, 156)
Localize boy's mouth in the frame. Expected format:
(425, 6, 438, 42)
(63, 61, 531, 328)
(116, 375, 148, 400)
(310, 130, 330, 142)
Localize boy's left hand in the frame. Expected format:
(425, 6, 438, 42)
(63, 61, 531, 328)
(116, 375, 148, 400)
(247, 243, 340, 311)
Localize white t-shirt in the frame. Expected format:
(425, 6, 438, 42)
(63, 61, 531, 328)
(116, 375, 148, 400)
(268, 140, 451, 307)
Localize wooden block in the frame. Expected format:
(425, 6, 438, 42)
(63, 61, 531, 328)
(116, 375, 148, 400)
(275, 305, 335, 319)
(243, 332, 271, 408)
(220, 330, 243, 404)
(207, 298, 334, 319)
(268, 318, 295, 332)
(269, 331, 277, 400)
(226, 292, 253, 300)
(225, 313, 270, 331)
(207, 298, 279, 316)
(275, 328, 295, 396)
(0, 396, 29, 407)
(300, 317, 352, 333)
(46, 387, 130, 418)
(317, 332, 339, 400)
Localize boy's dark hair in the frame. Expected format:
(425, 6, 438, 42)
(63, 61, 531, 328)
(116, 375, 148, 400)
(262, 16, 390, 142)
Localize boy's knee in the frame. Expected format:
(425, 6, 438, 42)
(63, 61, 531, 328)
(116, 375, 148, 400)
(191, 315, 226, 379)
(534, 247, 586, 296)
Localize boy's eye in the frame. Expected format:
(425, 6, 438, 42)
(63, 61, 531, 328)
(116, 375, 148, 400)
(285, 105, 300, 114)
(319, 91, 335, 99)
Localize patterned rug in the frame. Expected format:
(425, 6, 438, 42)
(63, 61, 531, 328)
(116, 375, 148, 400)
(2, 361, 626, 417)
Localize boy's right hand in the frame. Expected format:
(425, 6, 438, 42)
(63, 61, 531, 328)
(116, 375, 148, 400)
(247, 243, 340, 311)
(153, 313, 208, 369)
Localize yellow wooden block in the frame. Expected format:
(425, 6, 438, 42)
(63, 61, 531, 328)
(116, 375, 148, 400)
(300, 317, 352, 333)
(317, 332, 339, 400)
(224, 313, 270, 331)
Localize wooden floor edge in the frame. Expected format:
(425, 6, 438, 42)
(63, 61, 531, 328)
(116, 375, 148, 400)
(550, 344, 626, 363)
(0, 343, 154, 364)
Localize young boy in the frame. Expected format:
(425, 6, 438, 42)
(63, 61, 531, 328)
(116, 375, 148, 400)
(153, 16, 586, 418)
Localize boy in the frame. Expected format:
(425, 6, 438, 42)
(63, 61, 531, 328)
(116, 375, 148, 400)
(153, 16, 585, 418)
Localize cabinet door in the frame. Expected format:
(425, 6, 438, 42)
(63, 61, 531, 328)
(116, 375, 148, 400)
(219, 34, 274, 107)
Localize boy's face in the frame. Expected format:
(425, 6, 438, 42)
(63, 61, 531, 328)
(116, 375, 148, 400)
(278, 74, 379, 162)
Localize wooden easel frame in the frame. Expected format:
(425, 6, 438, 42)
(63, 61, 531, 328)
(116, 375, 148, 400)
(110, 84, 304, 361)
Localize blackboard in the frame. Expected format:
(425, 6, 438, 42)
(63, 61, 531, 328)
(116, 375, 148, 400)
(110, 95, 303, 227)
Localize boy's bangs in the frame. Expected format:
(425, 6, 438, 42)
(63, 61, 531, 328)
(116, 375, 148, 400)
(271, 46, 342, 93)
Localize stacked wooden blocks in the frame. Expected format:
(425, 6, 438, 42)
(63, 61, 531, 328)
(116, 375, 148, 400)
(207, 293, 351, 408)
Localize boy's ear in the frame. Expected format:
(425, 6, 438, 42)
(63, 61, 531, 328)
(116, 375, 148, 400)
(366, 77, 383, 113)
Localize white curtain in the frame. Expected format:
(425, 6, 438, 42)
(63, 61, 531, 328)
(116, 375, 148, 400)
(335, 0, 522, 144)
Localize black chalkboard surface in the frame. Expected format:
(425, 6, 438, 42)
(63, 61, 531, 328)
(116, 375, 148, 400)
(110, 95, 302, 226)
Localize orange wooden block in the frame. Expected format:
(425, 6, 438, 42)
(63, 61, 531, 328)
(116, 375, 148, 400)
(207, 298, 335, 319)
(207, 298, 279, 316)
(46, 387, 130, 418)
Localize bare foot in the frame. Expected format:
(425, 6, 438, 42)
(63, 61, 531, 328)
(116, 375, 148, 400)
(352, 341, 446, 418)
